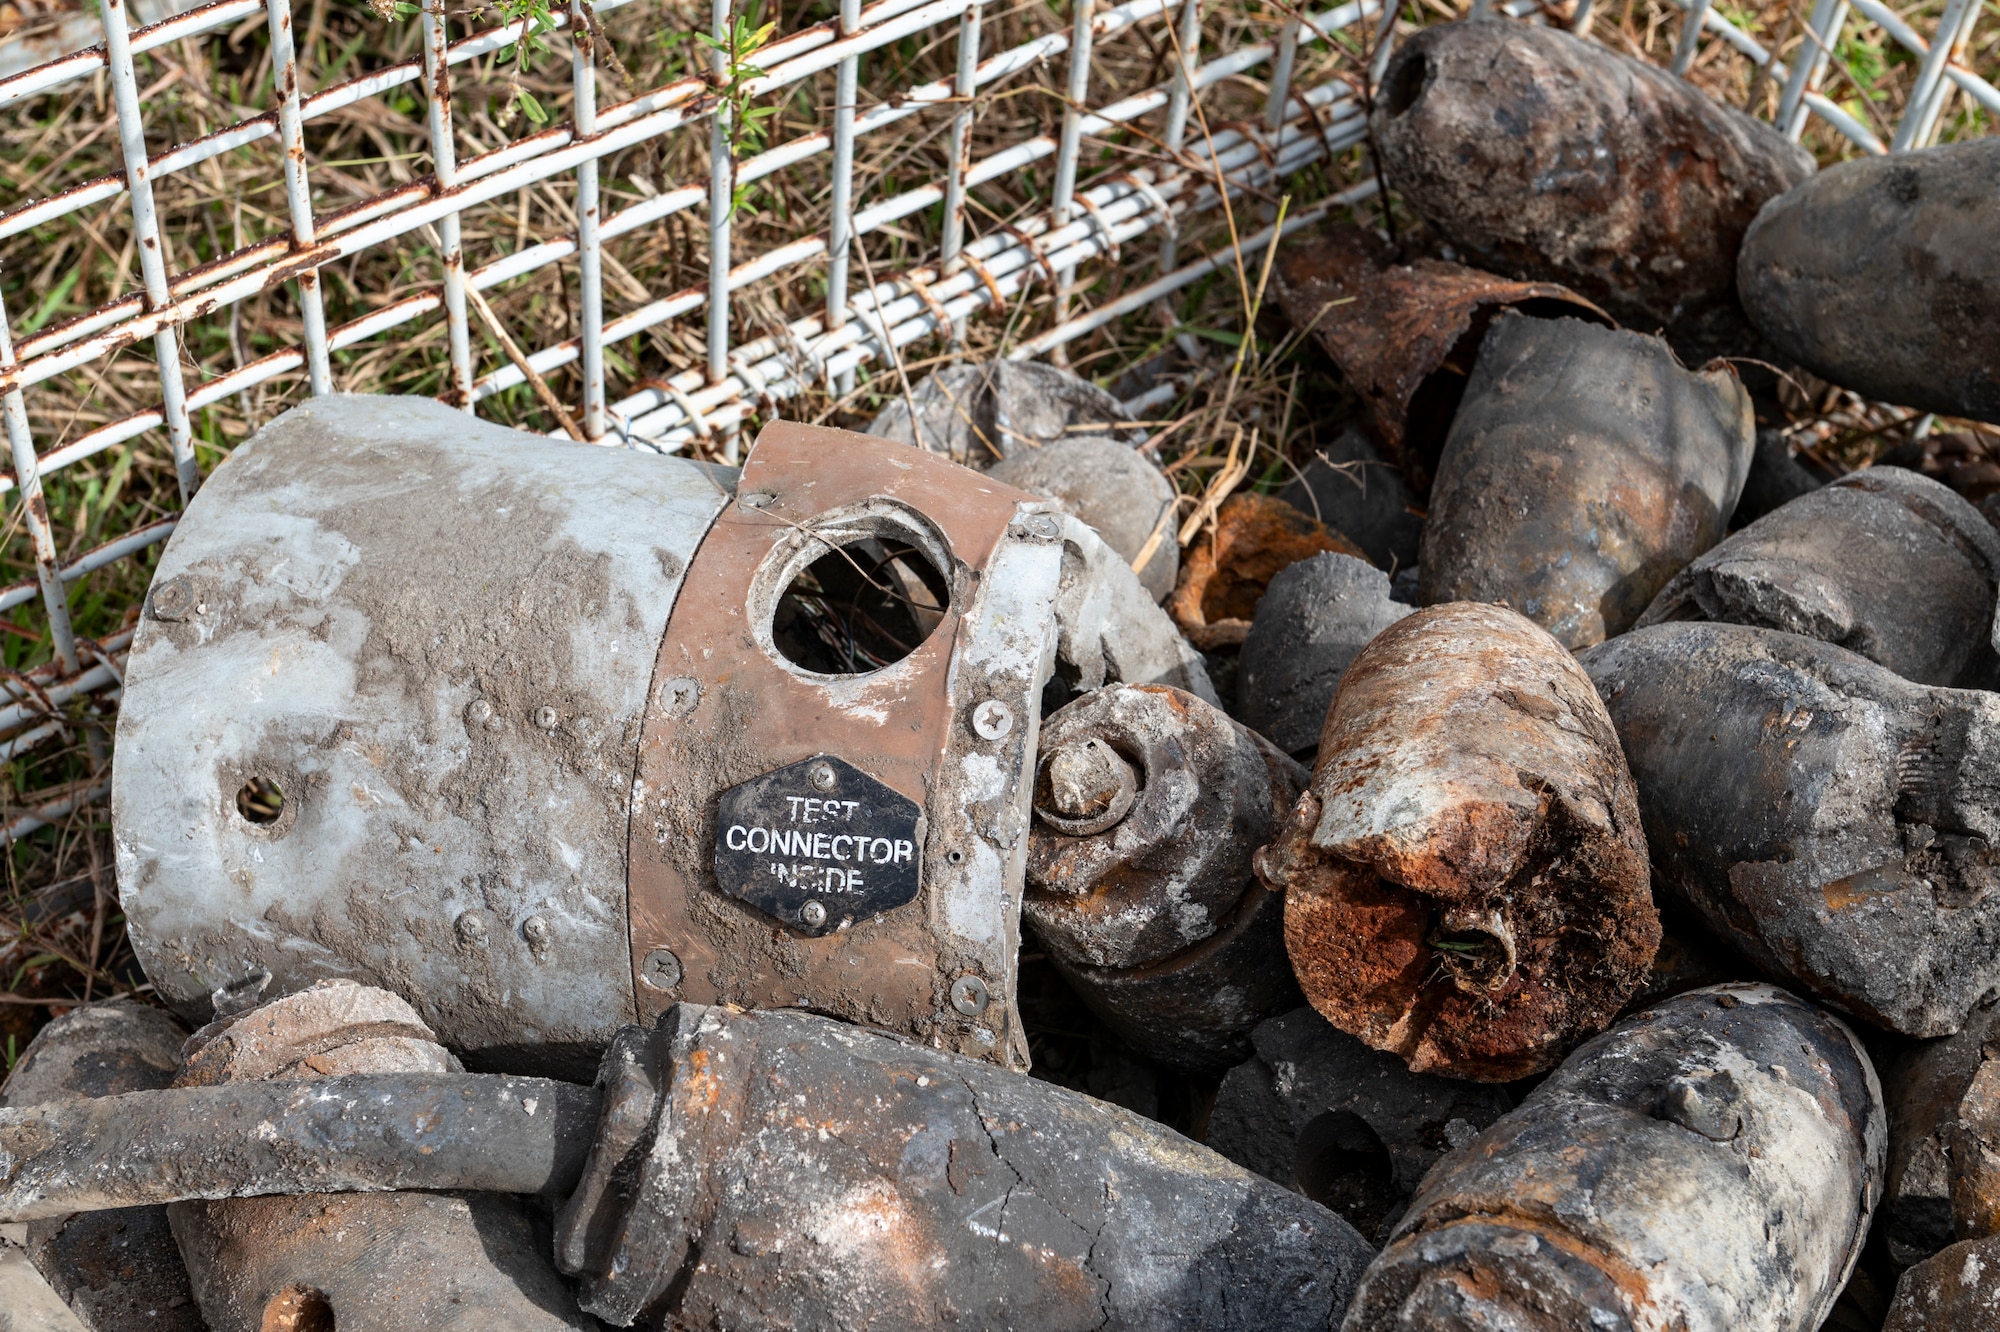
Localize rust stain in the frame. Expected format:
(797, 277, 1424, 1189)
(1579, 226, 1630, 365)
(1259, 603, 1657, 1081)
(1166, 492, 1367, 649)
(1270, 223, 1611, 493)
(625, 421, 1035, 1057)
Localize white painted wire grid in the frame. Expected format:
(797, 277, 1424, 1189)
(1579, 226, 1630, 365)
(0, 0, 1991, 835)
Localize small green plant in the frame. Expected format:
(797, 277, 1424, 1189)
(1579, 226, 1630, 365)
(699, 8, 781, 220)
(4, 1034, 16, 1075)
(370, 0, 560, 125)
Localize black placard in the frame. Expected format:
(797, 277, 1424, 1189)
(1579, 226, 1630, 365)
(714, 755, 925, 936)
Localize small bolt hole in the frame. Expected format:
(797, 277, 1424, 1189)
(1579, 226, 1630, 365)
(262, 1285, 335, 1332)
(237, 776, 285, 825)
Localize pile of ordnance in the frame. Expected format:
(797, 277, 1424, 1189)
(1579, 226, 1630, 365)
(4, 16, 1998, 1332)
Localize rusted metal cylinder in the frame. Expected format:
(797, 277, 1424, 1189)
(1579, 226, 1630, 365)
(0, 1001, 201, 1331)
(1371, 20, 1815, 360)
(1023, 683, 1305, 1072)
(1738, 138, 2000, 423)
(1341, 983, 1885, 1332)
(1254, 602, 1658, 1082)
(554, 1003, 1375, 1330)
(1583, 621, 2000, 1037)
(1207, 1006, 1513, 1245)
(166, 979, 597, 1332)
(1640, 466, 2000, 688)
(1418, 311, 1755, 649)
(0, 1073, 599, 1221)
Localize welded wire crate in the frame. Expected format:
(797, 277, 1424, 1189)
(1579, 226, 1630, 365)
(0, 0, 1991, 846)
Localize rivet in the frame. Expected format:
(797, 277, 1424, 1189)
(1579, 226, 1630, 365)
(640, 947, 683, 991)
(535, 705, 560, 730)
(799, 900, 828, 929)
(971, 699, 1015, 741)
(740, 491, 776, 509)
(950, 974, 990, 1016)
(465, 698, 494, 727)
(521, 915, 553, 957)
(946, 848, 966, 866)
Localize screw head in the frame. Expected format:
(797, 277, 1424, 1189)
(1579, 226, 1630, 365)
(799, 900, 828, 928)
(535, 705, 560, 730)
(466, 698, 494, 726)
(809, 762, 838, 792)
(455, 910, 488, 945)
(660, 676, 700, 718)
(971, 699, 1015, 741)
(740, 491, 776, 509)
(950, 974, 990, 1016)
(640, 948, 684, 991)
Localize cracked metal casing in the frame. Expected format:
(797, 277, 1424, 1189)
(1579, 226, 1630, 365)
(553, 1003, 1374, 1329)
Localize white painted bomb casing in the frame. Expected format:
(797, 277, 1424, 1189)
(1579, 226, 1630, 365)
(112, 397, 1211, 1077)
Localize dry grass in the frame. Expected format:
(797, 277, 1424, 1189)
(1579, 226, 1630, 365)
(0, 0, 1991, 1059)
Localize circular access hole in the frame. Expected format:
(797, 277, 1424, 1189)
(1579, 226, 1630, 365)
(1294, 1110, 1400, 1245)
(261, 1285, 335, 1332)
(770, 538, 950, 675)
(236, 776, 286, 825)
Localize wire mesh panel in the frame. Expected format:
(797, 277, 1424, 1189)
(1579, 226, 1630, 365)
(0, 0, 1991, 850)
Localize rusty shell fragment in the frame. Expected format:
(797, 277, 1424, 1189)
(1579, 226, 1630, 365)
(1024, 684, 1305, 1072)
(1254, 601, 1658, 1082)
(1371, 20, 1815, 357)
(1639, 465, 2000, 688)
(1419, 312, 1754, 649)
(1271, 223, 1611, 491)
(555, 1003, 1375, 1330)
(0, 1001, 201, 1332)
(168, 980, 596, 1332)
(1341, 983, 1885, 1332)
(1583, 621, 2000, 1037)
(1739, 138, 2000, 423)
